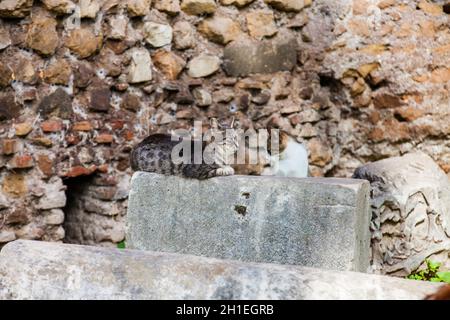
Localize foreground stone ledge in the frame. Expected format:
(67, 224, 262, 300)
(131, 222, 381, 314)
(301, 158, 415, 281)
(0, 240, 441, 300)
(127, 173, 371, 272)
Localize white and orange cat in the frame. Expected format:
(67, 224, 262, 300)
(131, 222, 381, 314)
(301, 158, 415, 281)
(262, 130, 309, 178)
(233, 130, 309, 178)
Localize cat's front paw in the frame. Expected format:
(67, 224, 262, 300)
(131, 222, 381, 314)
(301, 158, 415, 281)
(216, 166, 235, 176)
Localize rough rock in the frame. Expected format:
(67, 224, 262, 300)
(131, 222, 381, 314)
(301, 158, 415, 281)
(353, 152, 450, 276)
(0, 240, 442, 300)
(35, 177, 66, 210)
(0, 192, 10, 209)
(79, 0, 100, 18)
(73, 61, 94, 88)
(41, 0, 75, 14)
(2, 173, 27, 196)
(96, 48, 123, 77)
(246, 10, 277, 38)
(127, 48, 152, 83)
(264, 0, 311, 12)
(180, 0, 216, 15)
(121, 93, 141, 111)
(220, 0, 255, 7)
(38, 88, 72, 119)
(10, 55, 37, 84)
(65, 27, 102, 58)
(308, 138, 333, 167)
(0, 92, 20, 120)
(143, 22, 172, 47)
(26, 16, 59, 56)
(0, 0, 33, 18)
(106, 14, 128, 40)
(0, 27, 11, 50)
(127, 0, 151, 17)
(14, 122, 32, 136)
(43, 209, 65, 225)
(223, 36, 297, 76)
(173, 20, 195, 50)
(0, 231, 16, 243)
(213, 88, 234, 103)
(0, 62, 12, 87)
(127, 172, 371, 272)
(154, 0, 180, 15)
(198, 16, 241, 45)
(43, 59, 72, 85)
(89, 87, 111, 112)
(152, 50, 186, 80)
(193, 88, 212, 106)
(187, 54, 221, 78)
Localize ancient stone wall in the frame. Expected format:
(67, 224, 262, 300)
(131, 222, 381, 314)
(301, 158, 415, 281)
(0, 0, 449, 247)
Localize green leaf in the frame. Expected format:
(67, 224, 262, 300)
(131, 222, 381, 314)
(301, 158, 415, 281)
(117, 240, 126, 249)
(436, 272, 450, 284)
(427, 260, 441, 271)
(429, 277, 443, 282)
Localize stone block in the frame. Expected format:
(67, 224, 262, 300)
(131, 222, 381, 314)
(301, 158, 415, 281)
(127, 172, 371, 272)
(223, 36, 297, 76)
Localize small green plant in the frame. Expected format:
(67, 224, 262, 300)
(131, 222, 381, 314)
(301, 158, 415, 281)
(117, 240, 126, 249)
(407, 259, 450, 283)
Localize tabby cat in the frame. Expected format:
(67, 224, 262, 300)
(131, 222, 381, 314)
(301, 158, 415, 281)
(130, 118, 239, 179)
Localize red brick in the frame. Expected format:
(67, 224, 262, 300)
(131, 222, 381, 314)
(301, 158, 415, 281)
(72, 121, 93, 132)
(64, 165, 97, 178)
(2, 139, 17, 155)
(41, 120, 63, 133)
(37, 154, 54, 176)
(9, 154, 34, 169)
(95, 133, 114, 144)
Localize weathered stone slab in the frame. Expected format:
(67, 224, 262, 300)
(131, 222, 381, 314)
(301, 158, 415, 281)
(222, 36, 297, 76)
(353, 152, 450, 276)
(127, 172, 371, 272)
(0, 240, 441, 300)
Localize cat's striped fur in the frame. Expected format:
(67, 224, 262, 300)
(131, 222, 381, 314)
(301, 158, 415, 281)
(130, 119, 239, 179)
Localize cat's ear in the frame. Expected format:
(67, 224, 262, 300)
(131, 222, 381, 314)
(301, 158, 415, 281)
(210, 118, 219, 129)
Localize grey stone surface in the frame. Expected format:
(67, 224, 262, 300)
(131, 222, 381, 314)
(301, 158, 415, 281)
(127, 172, 371, 272)
(353, 152, 450, 276)
(0, 240, 441, 300)
(223, 36, 297, 76)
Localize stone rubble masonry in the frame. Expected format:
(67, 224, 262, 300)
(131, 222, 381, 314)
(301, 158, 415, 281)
(127, 172, 371, 272)
(0, 240, 442, 300)
(0, 0, 449, 252)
